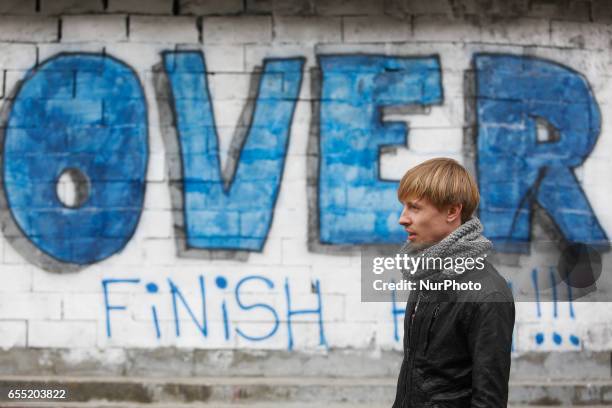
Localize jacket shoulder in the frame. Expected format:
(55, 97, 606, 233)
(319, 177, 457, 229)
(455, 260, 514, 303)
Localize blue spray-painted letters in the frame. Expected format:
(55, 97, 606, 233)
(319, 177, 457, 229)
(4, 53, 148, 264)
(475, 54, 606, 250)
(318, 55, 443, 244)
(162, 52, 304, 251)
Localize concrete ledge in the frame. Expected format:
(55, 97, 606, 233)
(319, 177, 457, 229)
(1, 376, 612, 406)
(0, 348, 609, 380)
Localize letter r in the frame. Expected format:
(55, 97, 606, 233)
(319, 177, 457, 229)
(474, 54, 607, 251)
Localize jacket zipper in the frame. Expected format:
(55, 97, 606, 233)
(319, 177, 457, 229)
(404, 291, 422, 407)
(423, 304, 440, 355)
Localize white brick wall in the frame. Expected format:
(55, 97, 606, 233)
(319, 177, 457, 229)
(0, 16, 58, 42)
(203, 16, 272, 43)
(107, 0, 173, 14)
(342, 16, 411, 43)
(181, 0, 244, 15)
(129, 16, 199, 43)
(0, 0, 36, 15)
(0, 321, 27, 349)
(274, 16, 342, 43)
(61, 15, 127, 43)
(0, 4, 610, 360)
(41, 0, 103, 15)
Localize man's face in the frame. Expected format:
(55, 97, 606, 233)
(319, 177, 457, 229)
(398, 197, 456, 247)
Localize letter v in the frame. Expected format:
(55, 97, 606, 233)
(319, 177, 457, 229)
(162, 52, 304, 251)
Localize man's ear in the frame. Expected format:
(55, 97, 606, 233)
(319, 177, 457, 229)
(447, 203, 463, 223)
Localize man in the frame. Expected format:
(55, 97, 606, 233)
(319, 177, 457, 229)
(392, 158, 515, 408)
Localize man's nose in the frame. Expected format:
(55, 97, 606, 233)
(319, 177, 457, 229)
(398, 207, 411, 226)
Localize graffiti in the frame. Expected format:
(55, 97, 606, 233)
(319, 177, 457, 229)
(531, 267, 580, 347)
(316, 55, 443, 245)
(0, 51, 607, 269)
(102, 275, 327, 350)
(390, 287, 405, 342)
(2, 53, 148, 265)
(162, 52, 304, 251)
(474, 54, 607, 252)
(391, 269, 581, 350)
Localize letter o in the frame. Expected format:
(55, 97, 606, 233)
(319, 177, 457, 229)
(3, 54, 148, 264)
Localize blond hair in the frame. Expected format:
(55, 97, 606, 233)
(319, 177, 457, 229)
(397, 158, 479, 223)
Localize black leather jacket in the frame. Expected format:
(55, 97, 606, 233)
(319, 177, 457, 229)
(392, 261, 515, 408)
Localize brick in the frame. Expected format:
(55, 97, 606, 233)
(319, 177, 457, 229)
(343, 16, 410, 43)
(208, 99, 248, 128)
(384, 96, 463, 129)
(243, 43, 312, 72)
(245, 0, 273, 13)
(405, 0, 453, 15)
(0, 321, 27, 349)
(147, 120, 173, 151)
(380, 149, 462, 180)
(480, 17, 550, 45)
(203, 16, 272, 44)
(2, 238, 31, 264)
(0, 16, 58, 42)
(273, 178, 307, 213)
(325, 322, 377, 348)
(274, 0, 318, 15)
(315, 0, 384, 15)
(104, 43, 170, 72)
(592, 0, 612, 23)
(61, 15, 127, 42)
(107, 0, 173, 14)
(448, 0, 529, 18)
(0, 265, 32, 292)
(32, 266, 102, 292)
(136, 210, 173, 239)
(406, 127, 463, 153)
(37, 42, 105, 63)
(550, 21, 612, 50)
(97, 319, 173, 348)
(268, 207, 308, 239)
(129, 16, 199, 43)
(282, 238, 351, 267)
(0, 0, 36, 15)
(143, 182, 173, 210)
(208, 73, 251, 100)
(180, 0, 244, 14)
(40, 0, 104, 15)
(141, 238, 177, 265)
(0, 44, 36, 70)
(528, 0, 590, 21)
(145, 154, 168, 183)
(286, 321, 335, 349)
(285, 293, 343, 322)
(63, 293, 102, 320)
(29, 321, 97, 348)
(274, 16, 341, 43)
(0, 293, 61, 319)
(412, 15, 481, 42)
(198, 45, 244, 72)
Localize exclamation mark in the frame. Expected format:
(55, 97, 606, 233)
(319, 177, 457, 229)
(549, 267, 562, 345)
(532, 269, 544, 345)
(565, 274, 580, 346)
(146, 282, 161, 339)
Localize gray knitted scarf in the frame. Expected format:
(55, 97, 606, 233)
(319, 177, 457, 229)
(399, 216, 492, 282)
